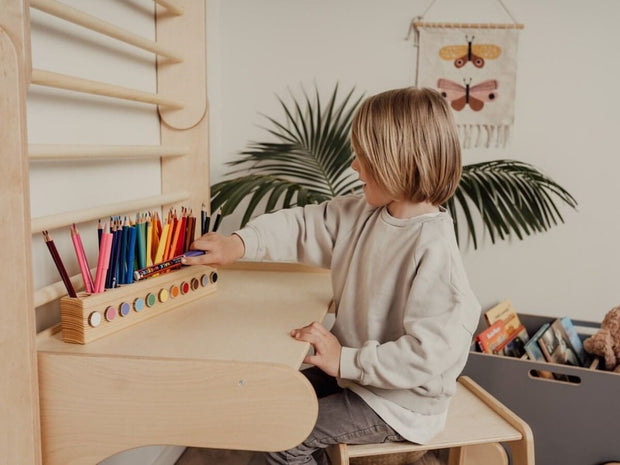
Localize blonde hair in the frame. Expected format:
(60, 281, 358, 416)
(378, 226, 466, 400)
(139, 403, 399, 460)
(351, 87, 461, 205)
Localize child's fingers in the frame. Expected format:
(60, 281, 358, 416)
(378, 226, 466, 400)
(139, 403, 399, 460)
(181, 254, 211, 266)
(303, 354, 320, 366)
(182, 234, 222, 265)
(291, 321, 326, 337)
(190, 233, 217, 251)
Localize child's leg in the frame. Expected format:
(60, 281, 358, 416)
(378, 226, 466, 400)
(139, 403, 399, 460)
(250, 387, 404, 465)
(301, 366, 342, 398)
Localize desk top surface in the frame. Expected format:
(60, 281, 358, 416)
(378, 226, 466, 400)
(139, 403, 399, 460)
(37, 267, 332, 370)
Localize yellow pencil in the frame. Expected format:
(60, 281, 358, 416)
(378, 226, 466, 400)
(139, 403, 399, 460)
(154, 222, 170, 264)
(146, 215, 153, 266)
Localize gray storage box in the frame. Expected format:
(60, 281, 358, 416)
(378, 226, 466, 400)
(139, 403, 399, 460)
(462, 313, 620, 465)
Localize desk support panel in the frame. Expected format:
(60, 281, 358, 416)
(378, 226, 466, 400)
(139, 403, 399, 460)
(38, 352, 318, 465)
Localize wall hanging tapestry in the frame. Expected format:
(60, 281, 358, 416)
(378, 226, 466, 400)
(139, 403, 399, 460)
(413, 21, 523, 148)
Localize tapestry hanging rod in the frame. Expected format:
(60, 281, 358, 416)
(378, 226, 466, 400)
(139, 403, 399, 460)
(413, 22, 524, 29)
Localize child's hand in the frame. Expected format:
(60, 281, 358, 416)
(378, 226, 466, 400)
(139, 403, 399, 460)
(181, 233, 245, 267)
(291, 322, 341, 377)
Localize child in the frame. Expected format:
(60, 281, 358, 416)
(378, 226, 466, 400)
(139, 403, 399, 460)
(182, 87, 481, 465)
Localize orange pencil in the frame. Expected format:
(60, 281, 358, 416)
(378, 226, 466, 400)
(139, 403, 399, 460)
(166, 217, 182, 260)
(163, 218, 175, 260)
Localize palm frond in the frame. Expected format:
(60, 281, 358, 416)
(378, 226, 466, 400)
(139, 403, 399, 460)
(212, 84, 363, 223)
(211, 175, 331, 227)
(449, 160, 578, 248)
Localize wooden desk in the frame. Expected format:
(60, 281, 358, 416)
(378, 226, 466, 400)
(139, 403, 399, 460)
(36, 267, 332, 465)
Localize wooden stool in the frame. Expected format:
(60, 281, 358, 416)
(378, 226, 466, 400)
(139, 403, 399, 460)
(326, 376, 534, 465)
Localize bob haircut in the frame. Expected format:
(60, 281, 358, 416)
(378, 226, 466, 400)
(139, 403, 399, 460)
(350, 87, 461, 206)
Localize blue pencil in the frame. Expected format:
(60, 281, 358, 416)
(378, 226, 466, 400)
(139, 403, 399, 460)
(105, 222, 116, 288)
(135, 214, 145, 269)
(125, 224, 137, 284)
(97, 219, 103, 248)
(110, 221, 123, 288)
(118, 218, 129, 285)
(105, 221, 122, 289)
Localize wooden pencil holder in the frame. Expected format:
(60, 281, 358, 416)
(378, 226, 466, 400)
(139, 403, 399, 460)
(60, 265, 218, 344)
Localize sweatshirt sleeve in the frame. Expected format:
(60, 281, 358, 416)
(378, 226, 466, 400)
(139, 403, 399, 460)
(339, 240, 481, 390)
(234, 198, 354, 269)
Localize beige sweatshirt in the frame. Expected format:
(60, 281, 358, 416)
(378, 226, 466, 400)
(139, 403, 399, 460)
(235, 194, 481, 443)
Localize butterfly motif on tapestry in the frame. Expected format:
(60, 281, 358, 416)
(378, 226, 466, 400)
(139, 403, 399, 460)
(439, 35, 502, 68)
(437, 78, 498, 111)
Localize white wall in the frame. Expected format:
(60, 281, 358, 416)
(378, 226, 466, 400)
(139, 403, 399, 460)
(206, 0, 620, 323)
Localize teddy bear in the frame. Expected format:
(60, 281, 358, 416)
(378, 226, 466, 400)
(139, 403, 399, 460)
(583, 306, 620, 372)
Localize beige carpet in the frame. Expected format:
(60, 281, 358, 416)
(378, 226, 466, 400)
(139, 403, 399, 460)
(175, 447, 446, 465)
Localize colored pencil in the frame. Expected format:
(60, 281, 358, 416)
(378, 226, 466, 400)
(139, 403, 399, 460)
(167, 217, 182, 260)
(109, 220, 123, 289)
(105, 221, 117, 289)
(201, 203, 206, 235)
(43, 230, 77, 298)
(185, 215, 195, 251)
(125, 224, 137, 284)
(203, 211, 211, 235)
(212, 208, 222, 232)
(118, 218, 129, 285)
(97, 219, 103, 248)
(189, 215, 197, 245)
(70, 224, 94, 293)
(154, 221, 170, 264)
(151, 213, 160, 262)
(146, 214, 153, 266)
(175, 212, 187, 257)
(156, 211, 162, 236)
(163, 217, 176, 260)
(136, 213, 146, 269)
(93, 223, 113, 293)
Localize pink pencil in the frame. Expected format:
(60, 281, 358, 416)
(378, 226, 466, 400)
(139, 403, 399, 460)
(70, 224, 94, 293)
(93, 223, 113, 293)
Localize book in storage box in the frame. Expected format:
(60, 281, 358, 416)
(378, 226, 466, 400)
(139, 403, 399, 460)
(476, 320, 508, 354)
(537, 322, 580, 366)
(550, 316, 591, 367)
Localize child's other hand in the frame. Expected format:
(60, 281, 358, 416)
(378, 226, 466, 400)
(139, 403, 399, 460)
(291, 322, 341, 377)
(181, 233, 245, 267)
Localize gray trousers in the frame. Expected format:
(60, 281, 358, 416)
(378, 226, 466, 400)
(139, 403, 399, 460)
(249, 367, 404, 465)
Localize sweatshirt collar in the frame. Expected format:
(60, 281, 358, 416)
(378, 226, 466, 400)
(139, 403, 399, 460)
(379, 206, 448, 227)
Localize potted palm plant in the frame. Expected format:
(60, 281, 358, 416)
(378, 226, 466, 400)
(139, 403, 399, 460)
(210, 84, 577, 248)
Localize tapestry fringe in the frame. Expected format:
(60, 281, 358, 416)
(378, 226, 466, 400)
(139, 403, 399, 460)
(457, 124, 510, 149)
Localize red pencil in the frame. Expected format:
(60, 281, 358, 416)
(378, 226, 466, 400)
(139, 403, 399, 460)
(42, 230, 77, 298)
